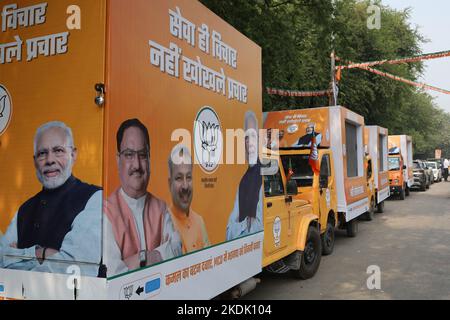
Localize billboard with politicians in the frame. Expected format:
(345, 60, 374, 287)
(103, 0, 263, 299)
(0, 0, 106, 293)
(104, 0, 263, 299)
(0, 0, 262, 300)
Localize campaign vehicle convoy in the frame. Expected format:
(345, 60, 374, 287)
(388, 135, 414, 200)
(263, 106, 369, 243)
(364, 126, 390, 217)
(0, 0, 325, 300)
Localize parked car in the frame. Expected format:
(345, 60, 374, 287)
(426, 161, 442, 182)
(412, 160, 429, 191)
(428, 158, 445, 178)
(423, 161, 434, 186)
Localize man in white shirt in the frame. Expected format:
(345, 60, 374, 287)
(0, 121, 102, 277)
(104, 119, 182, 277)
(443, 158, 449, 181)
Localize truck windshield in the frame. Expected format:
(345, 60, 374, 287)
(281, 155, 314, 187)
(388, 157, 400, 171)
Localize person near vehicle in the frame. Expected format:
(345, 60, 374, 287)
(443, 158, 449, 181)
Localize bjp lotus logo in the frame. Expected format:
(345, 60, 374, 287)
(194, 106, 222, 173)
(0, 85, 12, 136)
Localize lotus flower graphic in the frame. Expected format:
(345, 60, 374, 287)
(200, 121, 220, 166)
(0, 95, 6, 118)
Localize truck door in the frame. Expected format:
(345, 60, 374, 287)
(263, 164, 291, 259)
(319, 154, 333, 226)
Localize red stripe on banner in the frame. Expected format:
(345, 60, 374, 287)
(266, 87, 332, 97)
(339, 50, 450, 70)
(359, 66, 450, 95)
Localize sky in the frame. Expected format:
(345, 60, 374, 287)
(381, 0, 450, 113)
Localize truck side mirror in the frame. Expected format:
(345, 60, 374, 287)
(286, 180, 298, 196)
(320, 175, 329, 189)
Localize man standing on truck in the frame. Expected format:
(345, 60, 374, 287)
(166, 145, 209, 254)
(0, 121, 102, 277)
(226, 111, 263, 241)
(104, 119, 182, 277)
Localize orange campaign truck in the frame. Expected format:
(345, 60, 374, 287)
(263, 106, 369, 244)
(364, 126, 390, 217)
(0, 0, 323, 301)
(388, 135, 414, 200)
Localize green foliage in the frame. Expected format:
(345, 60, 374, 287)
(200, 0, 450, 158)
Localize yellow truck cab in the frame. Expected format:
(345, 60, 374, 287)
(261, 157, 322, 279)
(388, 135, 414, 200)
(264, 106, 369, 249)
(364, 126, 390, 218)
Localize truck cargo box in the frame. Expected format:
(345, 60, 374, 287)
(388, 135, 414, 188)
(0, 0, 262, 300)
(364, 126, 390, 203)
(263, 106, 368, 222)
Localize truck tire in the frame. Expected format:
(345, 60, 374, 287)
(346, 219, 358, 237)
(364, 198, 375, 221)
(294, 226, 322, 280)
(377, 201, 385, 213)
(399, 187, 406, 200)
(420, 183, 426, 192)
(321, 221, 335, 256)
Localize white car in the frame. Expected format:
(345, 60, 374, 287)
(427, 161, 442, 182)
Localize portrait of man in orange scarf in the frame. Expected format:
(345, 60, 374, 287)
(166, 145, 209, 254)
(104, 119, 182, 277)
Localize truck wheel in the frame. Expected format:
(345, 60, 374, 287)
(294, 226, 322, 280)
(346, 219, 358, 237)
(377, 201, 385, 213)
(399, 188, 406, 200)
(421, 183, 426, 192)
(321, 222, 335, 256)
(364, 198, 375, 221)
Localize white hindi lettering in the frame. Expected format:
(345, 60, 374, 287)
(26, 31, 69, 62)
(1, 2, 47, 32)
(212, 30, 237, 69)
(228, 77, 248, 103)
(0, 35, 22, 64)
(149, 40, 181, 77)
(169, 6, 196, 47)
(198, 24, 210, 54)
(182, 55, 226, 95)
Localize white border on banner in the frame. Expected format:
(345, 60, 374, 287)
(107, 232, 263, 300)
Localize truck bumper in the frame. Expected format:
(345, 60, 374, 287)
(390, 186, 403, 194)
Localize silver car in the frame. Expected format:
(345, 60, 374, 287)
(427, 161, 442, 182)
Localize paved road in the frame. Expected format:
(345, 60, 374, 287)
(244, 182, 450, 300)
